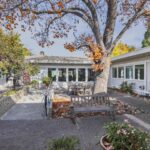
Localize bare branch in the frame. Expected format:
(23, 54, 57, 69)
(110, 0, 148, 53)
(103, 0, 117, 49)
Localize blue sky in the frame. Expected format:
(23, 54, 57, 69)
(16, 21, 146, 57)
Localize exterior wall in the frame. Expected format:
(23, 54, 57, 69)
(30, 63, 94, 89)
(108, 55, 150, 93)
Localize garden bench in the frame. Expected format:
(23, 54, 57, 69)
(70, 93, 115, 124)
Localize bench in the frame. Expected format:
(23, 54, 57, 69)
(70, 93, 115, 124)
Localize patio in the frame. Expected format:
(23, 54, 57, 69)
(0, 115, 148, 150)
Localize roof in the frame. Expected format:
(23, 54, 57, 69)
(25, 55, 92, 65)
(112, 46, 150, 62)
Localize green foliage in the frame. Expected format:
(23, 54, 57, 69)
(0, 29, 31, 75)
(142, 29, 150, 48)
(42, 76, 52, 86)
(112, 42, 135, 57)
(47, 136, 80, 150)
(30, 80, 38, 85)
(104, 122, 150, 150)
(24, 63, 39, 76)
(120, 81, 133, 94)
(3, 89, 17, 96)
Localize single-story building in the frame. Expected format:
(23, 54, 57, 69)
(108, 46, 150, 95)
(25, 54, 95, 89)
(1, 46, 150, 95)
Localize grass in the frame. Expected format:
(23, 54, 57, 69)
(3, 89, 18, 96)
(47, 136, 81, 150)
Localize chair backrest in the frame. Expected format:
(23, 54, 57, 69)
(71, 93, 110, 107)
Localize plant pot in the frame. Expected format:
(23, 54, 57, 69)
(100, 135, 113, 150)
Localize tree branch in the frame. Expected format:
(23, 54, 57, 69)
(103, 0, 117, 49)
(81, 0, 106, 51)
(109, 0, 148, 53)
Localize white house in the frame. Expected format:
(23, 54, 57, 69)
(108, 46, 150, 95)
(26, 54, 95, 89)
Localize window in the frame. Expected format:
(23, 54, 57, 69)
(58, 68, 66, 82)
(88, 69, 95, 81)
(68, 68, 76, 81)
(78, 69, 85, 81)
(118, 67, 124, 78)
(112, 68, 117, 78)
(135, 64, 144, 80)
(126, 66, 133, 79)
(48, 68, 56, 81)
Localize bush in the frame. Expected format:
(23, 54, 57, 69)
(104, 121, 150, 150)
(42, 76, 52, 87)
(47, 136, 80, 150)
(120, 81, 133, 94)
(30, 80, 38, 85)
(3, 89, 18, 96)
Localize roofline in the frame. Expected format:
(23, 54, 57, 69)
(112, 46, 150, 62)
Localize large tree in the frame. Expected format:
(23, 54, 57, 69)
(0, 29, 39, 87)
(142, 18, 150, 47)
(1, 0, 149, 93)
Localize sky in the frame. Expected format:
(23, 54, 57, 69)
(16, 20, 146, 57)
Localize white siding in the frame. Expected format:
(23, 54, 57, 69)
(109, 56, 149, 93)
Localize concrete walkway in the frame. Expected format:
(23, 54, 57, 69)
(0, 94, 45, 120)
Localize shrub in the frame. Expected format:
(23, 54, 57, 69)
(3, 89, 18, 96)
(42, 76, 52, 87)
(30, 80, 38, 85)
(104, 121, 150, 150)
(47, 136, 80, 150)
(120, 81, 133, 94)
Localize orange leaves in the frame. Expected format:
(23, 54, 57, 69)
(6, 24, 12, 30)
(92, 64, 104, 72)
(57, 1, 64, 9)
(6, 15, 12, 20)
(92, 0, 97, 4)
(64, 43, 76, 52)
(90, 47, 103, 61)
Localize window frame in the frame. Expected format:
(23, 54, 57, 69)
(134, 64, 144, 81)
(118, 66, 124, 79)
(125, 66, 133, 80)
(112, 67, 118, 79)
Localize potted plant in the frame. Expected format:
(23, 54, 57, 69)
(100, 120, 150, 150)
(42, 76, 52, 87)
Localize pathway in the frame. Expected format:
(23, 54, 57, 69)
(0, 93, 45, 120)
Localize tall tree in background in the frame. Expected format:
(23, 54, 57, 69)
(0, 0, 149, 93)
(142, 18, 150, 48)
(0, 29, 39, 87)
(112, 42, 135, 57)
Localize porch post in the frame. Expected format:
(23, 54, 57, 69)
(76, 68, 78, 82)
(85, 68, 88, 82)
(56, 68, 59, 82)
(66, 68, 69, 82)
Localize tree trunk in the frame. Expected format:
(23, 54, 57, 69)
(94, 57, 111, 94)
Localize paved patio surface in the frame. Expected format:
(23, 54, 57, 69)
(110, 91, 150, 114)
(0, 91, 150, 150)
(0, 116, 126, 150)
(0, 94, 45, 120)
